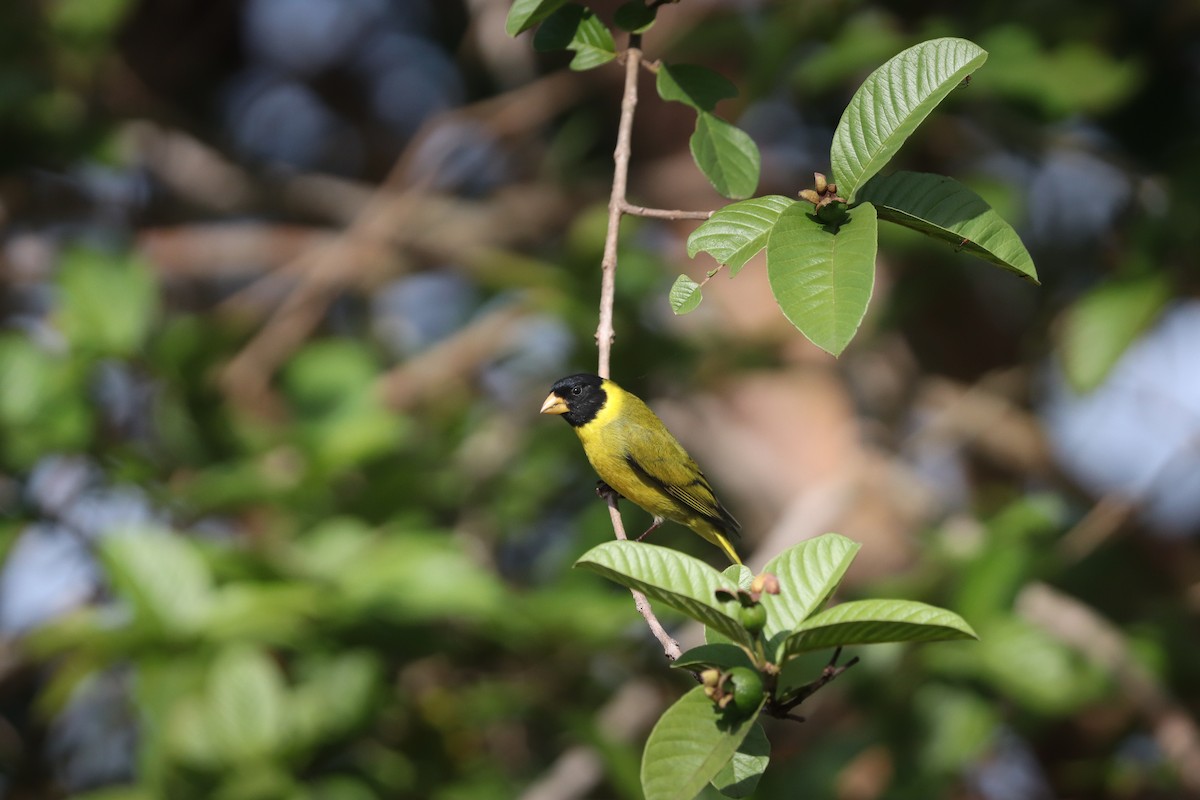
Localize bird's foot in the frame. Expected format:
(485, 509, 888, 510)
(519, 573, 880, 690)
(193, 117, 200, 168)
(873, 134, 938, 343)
(596, 481, 622, 502)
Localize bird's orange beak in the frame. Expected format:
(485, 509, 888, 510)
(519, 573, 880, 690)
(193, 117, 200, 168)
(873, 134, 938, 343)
(540, 393, 568, 415)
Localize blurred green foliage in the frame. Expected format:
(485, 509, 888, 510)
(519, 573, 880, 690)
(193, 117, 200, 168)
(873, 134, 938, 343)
(1, 1, 1198, 799)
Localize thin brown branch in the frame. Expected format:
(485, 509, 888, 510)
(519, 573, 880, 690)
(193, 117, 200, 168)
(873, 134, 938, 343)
(601, 491, 682, 660)
(374, 303, 528, 412)
(593, 40, 682, 661)
(620, 201, 712, 220)
(595, 44, 642, 380)
(217, 73, 581, 413)
(769, 646, 859, 720)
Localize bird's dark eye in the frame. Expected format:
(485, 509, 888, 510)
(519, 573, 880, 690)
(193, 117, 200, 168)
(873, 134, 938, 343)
(571, 386, 583, 396)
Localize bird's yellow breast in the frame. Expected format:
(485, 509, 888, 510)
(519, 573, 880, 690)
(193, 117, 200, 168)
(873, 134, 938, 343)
(572, 380, 683, 521)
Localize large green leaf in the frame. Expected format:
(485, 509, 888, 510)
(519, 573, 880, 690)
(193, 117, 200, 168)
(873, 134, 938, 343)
(575, 541, 753, 649)
(972, 618, 1107, 715)
(830, 38, 987, 201)
(57, 247, 158, 356)
(289, 652, 381, 746)
(641, 686, 763, 800)
(766, 202, 878, 356)
(532, 4, 615, 71)
(760, 533, 861, 642)
(101, 532, 214, 633)
(780, 599, 977, 659)
(1059, 273, 1170, 393)
(710, 721, 769, 798)
(656, 63, 737, 112)
(687, 195, 794, 276)
(690, 113, 760, 200)
(857, 171, 1038, 283)
(505, 0, 569, 35)
(207, 646, 288, 761)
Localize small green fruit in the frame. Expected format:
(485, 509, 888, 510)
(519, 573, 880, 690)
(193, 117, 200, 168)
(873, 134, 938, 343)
(726, 667, 764, 716)
(739, 603, 767, 634)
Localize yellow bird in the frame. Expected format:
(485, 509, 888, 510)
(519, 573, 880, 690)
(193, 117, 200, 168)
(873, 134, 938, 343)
(540, 373, 741, 564)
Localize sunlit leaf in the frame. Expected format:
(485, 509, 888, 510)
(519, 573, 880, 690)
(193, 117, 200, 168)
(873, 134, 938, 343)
(641, 686, 763, 800)
(505, 0, 570, 35)
(208, 646, 288, 761)
(687, 196, 794, 275)
(533, 5, 615, 71)
(57, 247, 158, 356)
(780, 599, 977, 659)
(760, 533, 861, 642)
(766, 201, 878, 356)
(831, 38, 987, 201)
(669, 274, 703, 315)
(101, 531, 214, 633)
(858, 171, 1038, 282)
(575, 541, 753, 649)
(1059, 273, 1170, 393)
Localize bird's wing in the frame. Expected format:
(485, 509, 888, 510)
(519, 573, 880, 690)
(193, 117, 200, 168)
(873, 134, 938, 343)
(623, 449, 740, 537)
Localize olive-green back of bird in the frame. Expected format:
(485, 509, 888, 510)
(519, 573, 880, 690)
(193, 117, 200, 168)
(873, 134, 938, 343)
(576, 379, 741, 563)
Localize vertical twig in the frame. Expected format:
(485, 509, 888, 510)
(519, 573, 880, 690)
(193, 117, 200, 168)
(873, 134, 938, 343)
(595, 37, 682, 661)
(595, 41, 641, 381)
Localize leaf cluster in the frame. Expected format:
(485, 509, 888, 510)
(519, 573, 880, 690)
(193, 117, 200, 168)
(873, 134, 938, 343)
(576, 535, 976, 798)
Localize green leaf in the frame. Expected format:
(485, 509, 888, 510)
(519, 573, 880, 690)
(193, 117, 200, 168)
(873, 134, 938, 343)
(857, 171, 1038, 283)
(1059, 274, 1170, 393)
(101, 531, 214, 633)
(505, 0, 569, 35)
(575, 541, 753, 649)
(207, 646, 288, 761)
(532, 5, 615, 71)
(781, 599, 977, 659)
(830, 38, 988, 201)
(760, 533, 861, 642)
(721, 564, 754, 591)
(614, 1, 656, 33)
(669, 274, 703, 315)
(336, 533, 507, 623)
(766, 201, 878, 356)
(690, 113, 761, 200)
(710, 721, 769, 798)
(673, 644, 757, 673)
(167, 695, 223, 768)
(978, 25, 1141, 118)
(972, 618, 1107, 714)
(913, 684, 998, 775)
(290, 652, 381, 746)
(656, 63, 737, 112)
(57, 247, 158, 356)
(641, 686, 763, 800)
(687, 196, 794, 275)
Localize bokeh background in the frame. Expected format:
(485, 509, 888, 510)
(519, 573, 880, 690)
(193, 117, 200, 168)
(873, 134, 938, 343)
(2, 0, 1200, 798)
